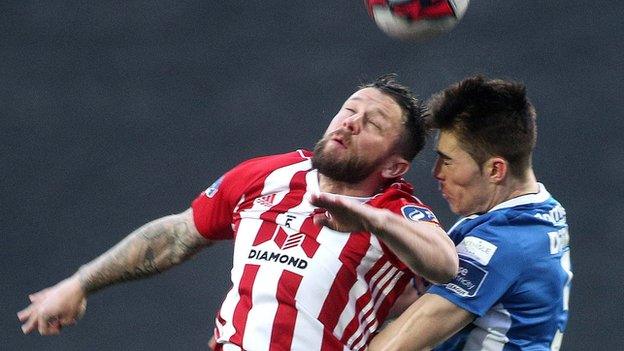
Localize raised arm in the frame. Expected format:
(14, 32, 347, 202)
(310, 193, 458, 284)
(18, 208, 211, 335)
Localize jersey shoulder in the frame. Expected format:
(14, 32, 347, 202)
(450, 196, 567, 266)
(369, 180, 440, 225)
(232, 149, 313, 175)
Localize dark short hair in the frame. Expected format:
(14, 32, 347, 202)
(427, 75, 537, 178)
(360, 74, 427, 162)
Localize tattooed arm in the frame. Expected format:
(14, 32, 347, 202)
(17, 208, 211, 335)
(78, 208, 209, 293)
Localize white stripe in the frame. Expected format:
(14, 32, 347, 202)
(371, 265, 398, 302)
(333, 242, 385, 338)
(346, 264, 397, 347)
(261, 159, 312, 197)
(218, 158, 311, 347)
(352, 270, 404, 351)
(221, 343, 243, 351)
(241, 265, 282, 351)
(464, 303, 512, 351)
(216, 217, 264, 342)
(272, 169, 318, 233)
(290, 226, 352, 351)
(296, 149, 310, 159)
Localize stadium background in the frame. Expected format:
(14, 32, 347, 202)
(2, 1, 622, 349)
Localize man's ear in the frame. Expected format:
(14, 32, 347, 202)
(484, 156, 508, 183)
(381, 156, 410, 180)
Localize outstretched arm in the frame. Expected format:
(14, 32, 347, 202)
(311, 193, 458, 284)
(18, 208, 211, 335)
(77, 208, 209, 293)
(368, 294, 474, 351)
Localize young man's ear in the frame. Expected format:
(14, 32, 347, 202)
(485, 156, 508, 183)
(381, 156, 410, 179)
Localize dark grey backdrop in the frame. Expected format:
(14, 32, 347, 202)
(2, 1, 623, 350)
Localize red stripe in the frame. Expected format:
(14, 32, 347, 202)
(300, 216, 321, 239)
(253, 221, 278, 246)
(351, 270, 413, 350)
(229, 264, 260, 346)
(269, 270, 303, 351)
(372, 273, 411, 326)
(259, 170, 309, 223)
(252, 170, 322, 257)
(349, 269, 403, 349)
(365, 256, 391, 281)
(339, 257, 393, 346)
(340, 291, 373, 346)
(232, 152, 311, 230)
(318, 232, 371, 350)
(274, 227, 288, 248)
(300, 217, 321, 258)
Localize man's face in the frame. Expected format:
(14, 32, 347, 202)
(312, 87, 405, 183)
(432, 130, 492, 216)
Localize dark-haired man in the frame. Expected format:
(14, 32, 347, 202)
(370, 76, 572, 350)
(18, 75, 458, 351)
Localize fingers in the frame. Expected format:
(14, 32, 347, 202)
(20, 312, 38, 334)
(46, 319, 62, 335)
(38, 313, 61, 335)
(311, 193, 360, 213)
(310, 193, 331, 208)
(17, 304, 34, 322)
(313, 211, 332, 228)
(19, 286, 76, 336)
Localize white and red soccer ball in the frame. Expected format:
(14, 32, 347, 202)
(365, 0, 470, 41)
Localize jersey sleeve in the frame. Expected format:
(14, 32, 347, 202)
(191, 156, 270, 240)
(428, 216, 523, 317)
(191, 150, 312, 240)
(191, 174, 241, 240)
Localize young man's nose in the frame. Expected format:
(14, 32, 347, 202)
(432, 158, 444, 180)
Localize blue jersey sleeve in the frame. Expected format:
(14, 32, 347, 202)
(429, 216, 524, 317)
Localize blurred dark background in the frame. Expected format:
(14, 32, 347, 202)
(2, 1, 623, 349)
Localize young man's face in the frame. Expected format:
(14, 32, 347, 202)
(313, 87, 406, 183)
(432, 130, 492, 216)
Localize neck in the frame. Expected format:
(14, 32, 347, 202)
(487, 169, 539, 211)
(318, 173, 381, 197)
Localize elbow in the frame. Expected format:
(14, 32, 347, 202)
(442, 252, 460, 283)
(429, 248, 459, 284)
(431, 229, 460, 284)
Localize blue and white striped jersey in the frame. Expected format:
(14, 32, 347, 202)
(429, 183, 572, 351)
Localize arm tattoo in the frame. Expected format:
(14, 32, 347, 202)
(78, 211, 208, 294)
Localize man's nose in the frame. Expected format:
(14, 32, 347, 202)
(342, 114, 362, 134)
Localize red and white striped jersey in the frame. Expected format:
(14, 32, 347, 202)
(191, 150, 441, 351)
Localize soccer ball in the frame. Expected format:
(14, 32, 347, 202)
(365, 0, 470, 41)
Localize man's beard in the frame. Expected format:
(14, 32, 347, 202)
(311, 136, 379, 184)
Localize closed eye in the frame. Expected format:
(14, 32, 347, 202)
(365, 115, 382, 130)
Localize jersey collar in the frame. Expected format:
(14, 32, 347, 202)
(309, 169, 372, 204)
(488, 183, 550, 213)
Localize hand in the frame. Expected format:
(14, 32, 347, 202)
(17, 276, 87, 335)
(310, 193, 384, 233)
